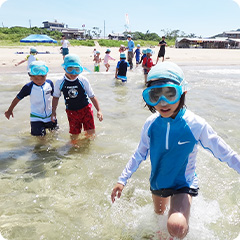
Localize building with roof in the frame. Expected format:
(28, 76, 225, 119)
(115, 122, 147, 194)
(42, 20, 85, 39)
(108, 33, 125, 40)
(175, 37, 229, 49)
(175, 30, 240, 49)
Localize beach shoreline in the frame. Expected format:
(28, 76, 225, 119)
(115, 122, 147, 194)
(1, 45, 240, 74)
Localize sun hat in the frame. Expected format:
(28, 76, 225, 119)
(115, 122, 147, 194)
(61, 54, 82, 68)
(105, 49, 111, 53)
(29, 61, 48, 76)
(96, 51, 100, 54)
(120, 53, 126, 59)
(127, 34, 132, 38)
(146, 48, 153, 54)
(147, 62, 185, 86)
(137, 44, 140, 47)
(30, 47, 37, 53)
(142, 49, 147, 54)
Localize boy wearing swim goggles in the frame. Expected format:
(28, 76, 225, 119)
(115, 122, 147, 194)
(111, 62, 240, 239)
(5, 61, 58, 136)
(52, 54, 103, 142)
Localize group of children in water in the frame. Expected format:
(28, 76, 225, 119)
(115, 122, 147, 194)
(4, 48, 240, 239)
(93, 44, 155, 84)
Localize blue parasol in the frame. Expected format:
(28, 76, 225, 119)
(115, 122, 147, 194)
(20, 34, 57, 43)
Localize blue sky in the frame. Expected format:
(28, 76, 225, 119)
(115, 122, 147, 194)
(1, 0, 240, 38)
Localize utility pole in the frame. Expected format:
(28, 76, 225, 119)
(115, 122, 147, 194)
(29, 19, 31, 28)
(104, 20, 105, 39)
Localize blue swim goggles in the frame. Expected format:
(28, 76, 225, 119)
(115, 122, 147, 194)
(30, 65, 49, 76)
(142, 84, 183, 106)
(65, 66, 83, 75)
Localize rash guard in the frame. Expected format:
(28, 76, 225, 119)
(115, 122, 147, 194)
(17, 80, 54, 123)
(118, 108, 240, 190)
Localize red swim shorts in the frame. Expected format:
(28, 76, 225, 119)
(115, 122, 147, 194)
(66, 104, 95, 134)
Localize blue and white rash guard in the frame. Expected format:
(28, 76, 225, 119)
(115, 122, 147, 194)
(17, 80, 54, 123)
(118, 108, 240, 190)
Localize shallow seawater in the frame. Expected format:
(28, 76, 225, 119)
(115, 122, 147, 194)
(0, 65, 239, 240)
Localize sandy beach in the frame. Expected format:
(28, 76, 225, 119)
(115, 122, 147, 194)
(1, 45, 240, 74)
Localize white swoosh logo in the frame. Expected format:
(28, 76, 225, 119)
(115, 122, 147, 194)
(178, 141, 190, 145)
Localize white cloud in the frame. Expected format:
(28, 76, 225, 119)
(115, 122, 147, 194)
(233, 0, 240, 7)
(0, 0, 7, 8)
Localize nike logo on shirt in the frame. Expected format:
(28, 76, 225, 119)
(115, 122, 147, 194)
(178, 141, 190, 145)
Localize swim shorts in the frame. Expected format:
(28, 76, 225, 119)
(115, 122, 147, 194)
(158, 50, 165, 58)
(62, 48, 69, 56)
(66, 104, 95, 135)
(94, 65, 100, 72)
(31, 120, 58, 136)
(151, 187, 199, 198)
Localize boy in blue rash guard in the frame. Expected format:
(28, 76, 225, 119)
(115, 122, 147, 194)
(5, 61, 58, 136)
(115, 53, 130, 83)
(111, 62, 240, 239)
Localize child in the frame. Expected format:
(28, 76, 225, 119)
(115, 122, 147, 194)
(103, 49, 115, 72)
(61, 35, 70, 59)
(134, 44, 141, 67)
(111, 62, 240, 239)
(119, 45, 126, 53)
(51, 54, 103, 141)
(139, 49, 147, 64)
(142, 48, 154, 84)
(15, 47, 38, 71)
(115, 53, 130, 83)
(93, 51, 101, 72)
(5, 61, 58, 136)
(93, 48, 97, 57)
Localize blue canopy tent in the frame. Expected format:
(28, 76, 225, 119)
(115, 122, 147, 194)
(20, 34, 57, 43)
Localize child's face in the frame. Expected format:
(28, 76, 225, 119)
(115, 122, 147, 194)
(154, 99, 180, 118)
(30, 75, 47, 86)
(147, 53, 152, 57)
(65, 71, 79, 80)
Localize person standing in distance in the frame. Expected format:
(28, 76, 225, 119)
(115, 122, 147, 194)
(156, 36, 167, 64)
(126, 34, 135, 70)
(61, 35, 70, 59)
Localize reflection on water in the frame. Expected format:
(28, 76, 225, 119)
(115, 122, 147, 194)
(0, 66, 239, 240)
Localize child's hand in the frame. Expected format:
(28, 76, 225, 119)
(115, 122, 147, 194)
(97, 111, 103, 121)
(51, 113, 57, 123)
(111, 183, 124, 203)
(5, 110, 13, 119)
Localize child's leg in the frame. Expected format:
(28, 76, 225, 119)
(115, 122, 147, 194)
(144, 74, 148, 84)
(152, 194, 170, 214)
(167, 193, 192, 239)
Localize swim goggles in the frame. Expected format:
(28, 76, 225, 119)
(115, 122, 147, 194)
(29, 65, 49, 76)
(65, 66, 83, 75)
(142, 84, 182, 106)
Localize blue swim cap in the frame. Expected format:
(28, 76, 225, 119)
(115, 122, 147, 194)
(147, 62, 184, 85)
(146, 48, 153, 54)
(61, 54, 83, 73)
(29, 61, 48, 76)
(30, 47, 37, 53)
(120, 53, 126, 59)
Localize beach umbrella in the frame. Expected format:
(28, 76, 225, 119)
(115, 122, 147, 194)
(20, 34, 57, 43)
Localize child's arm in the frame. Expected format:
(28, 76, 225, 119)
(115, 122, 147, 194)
(51, 96, 59, 122)
(109, 55, 115, 61)
(5, 97, 20, 119)
(199, 122, 240, 173)
(15, 59, 26, 66)
(90, 96, 103, 121)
